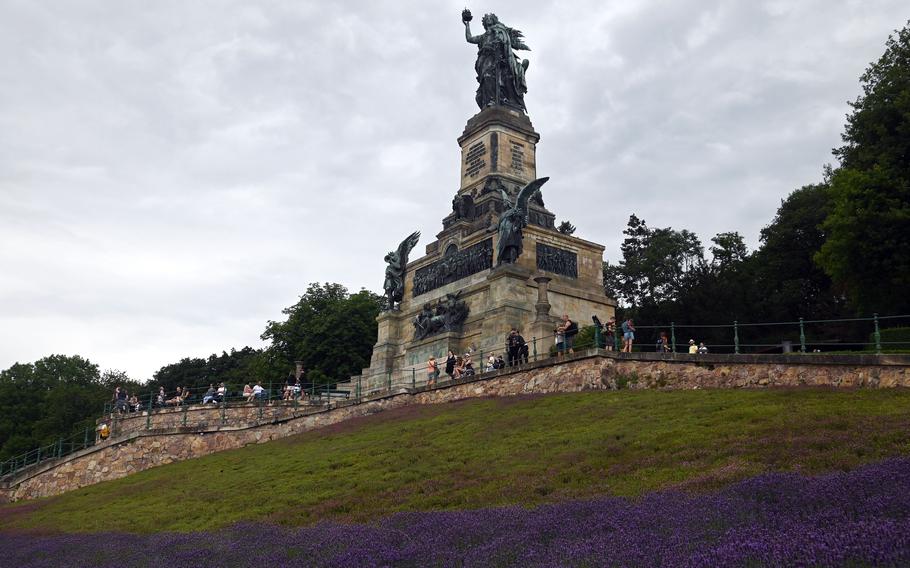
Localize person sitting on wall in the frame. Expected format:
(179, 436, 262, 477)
(283, 374, 296, 401)
(252, 382, 266, 401)
(462, 353, 475, 377)
(494, 354, 506, 369)
(166, 387, 183, 406)
(200, 384, 214, 404)
(128, 394, 141, 413)
(202, 384, 216, 404)
(179, 386, 190, 405)
(242, 384, 253, 402)
(453, 356, 465, 380)
(214, 382, 226, 404)
(98, 423, 110, 440)
(156, 386, 165, 408)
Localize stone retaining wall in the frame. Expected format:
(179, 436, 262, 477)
(1, 351, 907, 503)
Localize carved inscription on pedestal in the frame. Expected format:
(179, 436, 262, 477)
(413, 238, 493, 297)
(536, 243, 578, 279)
(510, 142, 525, 173)
(465, 141, 487, 178)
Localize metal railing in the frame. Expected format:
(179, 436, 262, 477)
(2, 313, 907, 480)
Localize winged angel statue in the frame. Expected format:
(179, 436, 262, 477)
(497, 177, 549, 265)
(462, 9, 531, 112)
(383, 231, 420, 310)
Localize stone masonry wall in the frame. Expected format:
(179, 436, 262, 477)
(1, 351, 907, 503)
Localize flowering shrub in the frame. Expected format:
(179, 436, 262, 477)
(3, 457, 909, 566)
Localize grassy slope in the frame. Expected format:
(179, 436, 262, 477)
(2, 388, 910, 534)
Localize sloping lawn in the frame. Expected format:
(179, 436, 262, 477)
(2, 388, 909, 534)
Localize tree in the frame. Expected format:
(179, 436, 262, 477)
(0, 355, 138, 461)
(710, 232, 748, 269)
(260, 283, 384, 387)
(610, 215, 704, 309)
(753, 184, 844, 321)
(817, 20, 910, 314)
(151, 347, 263, 394)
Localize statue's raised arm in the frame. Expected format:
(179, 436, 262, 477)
(461, 8, 531, 112)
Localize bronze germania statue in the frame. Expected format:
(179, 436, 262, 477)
(384, 231, 420, 310)
(497, 177, 549, 265)
(462, 8, 530, 112)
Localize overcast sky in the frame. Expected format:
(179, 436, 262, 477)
(1, 1, 907, 379)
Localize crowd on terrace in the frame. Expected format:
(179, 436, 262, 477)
(110, 313, 714, 418)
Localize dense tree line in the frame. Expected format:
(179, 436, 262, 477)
(0, 284, 382, 461)
(605, 20, 910, 346)
(0, 356, 141, 462)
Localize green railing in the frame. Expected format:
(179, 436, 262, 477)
(3, 313, 908, 481)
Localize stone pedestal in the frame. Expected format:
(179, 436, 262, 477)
(338, 106, 616, 395)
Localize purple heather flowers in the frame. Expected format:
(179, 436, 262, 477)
(3, 457, 909, 566)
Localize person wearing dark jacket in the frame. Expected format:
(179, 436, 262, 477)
(445, 350, 457, 379)
(506, 328, 527, 366)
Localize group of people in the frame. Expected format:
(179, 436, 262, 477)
(282, 375, 304, 401)
(112, 386, 142, 414)
(200, 383, 227, 404)
(241, 383, 268, 402)
(592, 315, 635, 353)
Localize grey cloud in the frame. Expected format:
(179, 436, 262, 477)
(1, 0, 907, 377)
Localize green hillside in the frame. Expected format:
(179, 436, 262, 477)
(3, 388, 910, 534)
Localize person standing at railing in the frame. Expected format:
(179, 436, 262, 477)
(562, 315, 578, 355)
(156, 386, 165, 408)
(657, 331, 670, 353)
(427, 356, 440, 386)
(506, 328, 524, 366)
(555, 315, 577, 356)
(606, 317, 617, 351)
(113, 386, 129, 414)
(445, 350, 457, 379)
(688, 339, 698, 354)
(621, 318, 636, 353)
